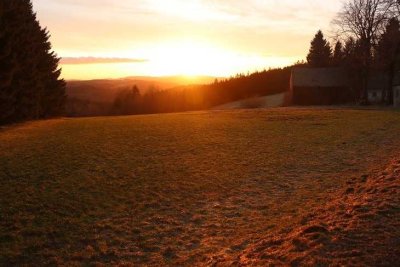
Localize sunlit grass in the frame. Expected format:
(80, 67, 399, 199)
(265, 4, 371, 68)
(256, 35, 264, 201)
(1, 108, 400, 265)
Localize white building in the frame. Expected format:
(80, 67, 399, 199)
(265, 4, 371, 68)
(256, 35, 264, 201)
(366, 74, 389, 105)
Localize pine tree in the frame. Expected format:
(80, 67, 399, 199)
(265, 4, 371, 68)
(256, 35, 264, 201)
(0, 2, 20, 123)
(375, 18, 400, 70)
(306, 30, 332, 67)
(341, 37, 365, 102)
(0, 0, 65, 124)
(343, 37, 356, 60)
(332, 41, 345, 66)
(113, 85, 141, 115)
(375, 18, 400, 104)
(343, 37, 363, 68)
(36, 28, 66, 117)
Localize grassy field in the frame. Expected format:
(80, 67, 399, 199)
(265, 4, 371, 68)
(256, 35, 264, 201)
(1, 108, 400, 265)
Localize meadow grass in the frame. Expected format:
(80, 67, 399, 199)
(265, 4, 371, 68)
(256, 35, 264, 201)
(1, 108, 400, 265)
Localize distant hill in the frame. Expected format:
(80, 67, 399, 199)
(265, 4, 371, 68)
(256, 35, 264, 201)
(66, 76, 219, 103)
(65, 68, 294, 117)
(65, 76, 220, 117)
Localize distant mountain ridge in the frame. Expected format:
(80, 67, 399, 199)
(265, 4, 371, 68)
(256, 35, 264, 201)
(66, 76, 221, 103)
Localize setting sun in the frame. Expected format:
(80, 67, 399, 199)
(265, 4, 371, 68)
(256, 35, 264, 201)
(149, 41, 234, 76)
(33, 0, 342, 80)
(60, 40, 299, 79)
(147, 40, 301, 76)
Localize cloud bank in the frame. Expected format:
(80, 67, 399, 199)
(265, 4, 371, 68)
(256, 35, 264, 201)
(61, 57, 148, 65)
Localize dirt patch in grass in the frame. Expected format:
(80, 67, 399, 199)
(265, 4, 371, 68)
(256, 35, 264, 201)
(1, 108, 400, 265)
(235, 158, 400, 266)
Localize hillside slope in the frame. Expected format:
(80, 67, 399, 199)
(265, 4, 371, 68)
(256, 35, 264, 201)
(66, 76, 217, 103)
(1, 109, 400, 266)
(232, 159, 400, 266)
(212, 93, 288, 110)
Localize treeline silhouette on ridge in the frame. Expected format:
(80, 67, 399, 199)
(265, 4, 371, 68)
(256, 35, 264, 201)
(67, 67, 292, 116)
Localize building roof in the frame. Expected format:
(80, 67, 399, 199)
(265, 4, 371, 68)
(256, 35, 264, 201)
(291, 67, 349, 87)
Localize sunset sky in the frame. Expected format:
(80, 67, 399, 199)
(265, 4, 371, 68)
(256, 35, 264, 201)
(33, 0, 343, 80)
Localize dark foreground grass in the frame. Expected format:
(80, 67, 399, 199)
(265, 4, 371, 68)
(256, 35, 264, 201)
(1, 108, 400, 265)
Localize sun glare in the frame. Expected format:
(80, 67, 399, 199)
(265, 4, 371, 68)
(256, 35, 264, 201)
(60, 40, 300, 80)
(148, 41, 229, 76)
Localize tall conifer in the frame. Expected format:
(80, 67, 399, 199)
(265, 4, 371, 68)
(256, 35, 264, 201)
(0, 0, 65, 124)
(0, 2, 20, 123)
(306, 31, 332, 67)
(332, 41, 345, 66)
(375, 18, 400, 70)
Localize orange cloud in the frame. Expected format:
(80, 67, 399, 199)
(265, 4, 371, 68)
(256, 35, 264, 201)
(61, 57, 148, 65)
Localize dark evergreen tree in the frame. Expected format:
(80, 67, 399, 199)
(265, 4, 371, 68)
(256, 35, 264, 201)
(0, 2, 20, 123)
(375, 18, 400, 69)
(332, 41, 345, 66)
(375, 18, 400, 104)
(343, 38, 356, 61)
(113, 85, 141, 115)
(0, 0, 65, 124)
(343, 37, 364, 68)
(306, 30, 332, 67)
(341, 37, 365, 101)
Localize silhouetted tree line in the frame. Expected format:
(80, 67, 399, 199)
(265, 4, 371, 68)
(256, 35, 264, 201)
(307, 22, 400, 73)
(0, 1, 65, 124)
(306, 0, 400, 104)
(107, 67, 292, 116)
